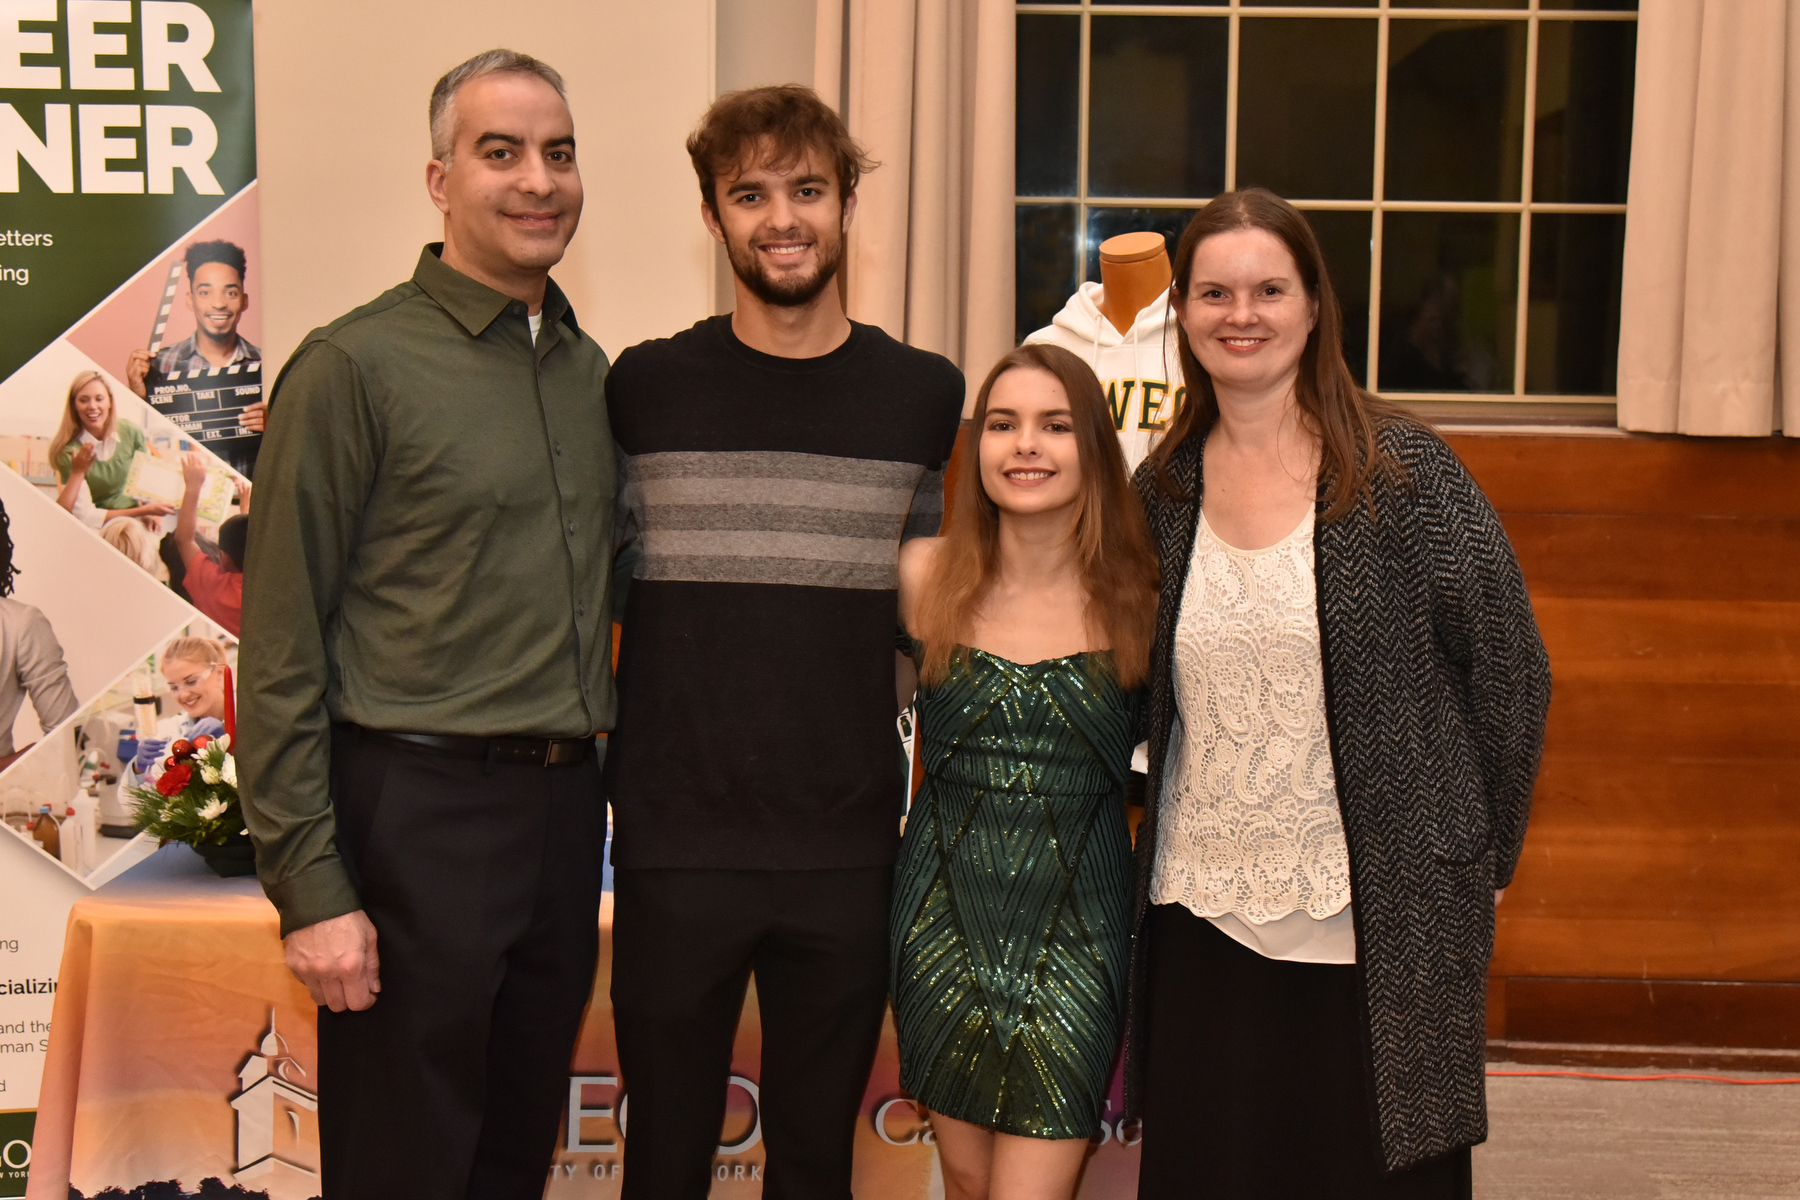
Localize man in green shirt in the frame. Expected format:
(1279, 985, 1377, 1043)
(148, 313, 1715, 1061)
(238, 49, 620, 1200)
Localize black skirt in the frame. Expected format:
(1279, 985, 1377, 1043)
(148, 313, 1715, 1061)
(1139, 904, 1473, 1199)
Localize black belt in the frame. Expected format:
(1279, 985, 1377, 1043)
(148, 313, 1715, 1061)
(355, 726, 595, 767)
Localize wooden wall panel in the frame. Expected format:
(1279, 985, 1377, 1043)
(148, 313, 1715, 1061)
(1493, 919, 1800, 984)
(1501, 978, 1800, 1049)
(1446, 432, 1800, 1061)
(1504, 515, 1800, 601)
(1535, 598, 1800, 685)
(1451, 433, 1800, 519)
(1544, 681, 1800, 759)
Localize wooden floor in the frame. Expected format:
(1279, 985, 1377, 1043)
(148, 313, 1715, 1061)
(1445, 433, 1800, 1060)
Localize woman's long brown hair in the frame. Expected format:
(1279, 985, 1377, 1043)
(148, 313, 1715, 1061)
(911, 344, 1160, 688)
(1147, 188, 1416, 520)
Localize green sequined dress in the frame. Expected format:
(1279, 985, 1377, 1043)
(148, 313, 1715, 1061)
(890, 647, 1137, 1139)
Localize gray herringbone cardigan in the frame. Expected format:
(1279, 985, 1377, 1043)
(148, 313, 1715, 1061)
(1126, 421, 1551, 1173)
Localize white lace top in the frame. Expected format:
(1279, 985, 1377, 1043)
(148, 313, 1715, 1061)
(1152, 507, 1356, 964)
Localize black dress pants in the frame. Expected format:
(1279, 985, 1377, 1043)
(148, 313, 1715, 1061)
(611, 866, 892, 1200)
(317, 728, 606, 1200)
(1140, 904, 1473, 1199)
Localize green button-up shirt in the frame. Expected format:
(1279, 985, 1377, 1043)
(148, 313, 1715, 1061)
(239, 245, 619, 936)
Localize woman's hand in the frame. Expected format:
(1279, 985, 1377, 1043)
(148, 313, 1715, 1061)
(132, 737, 169, 774)
(70, 443, 97, 474)
(119, 502, 175, 520)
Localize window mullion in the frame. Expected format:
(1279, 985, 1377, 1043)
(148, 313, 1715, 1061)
(1225, 0, 1241, 194)
(1369, 0, 1390, 392)
(1077, 0, 1092, 285)
(1513, 1, 1540, 397)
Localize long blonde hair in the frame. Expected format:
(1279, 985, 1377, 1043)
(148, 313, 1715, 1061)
(910, 344, 1159, 689)
(52, 370, 117, 458)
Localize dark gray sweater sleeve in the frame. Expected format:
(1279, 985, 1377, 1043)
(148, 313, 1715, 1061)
(1415, 436, 1551, 890)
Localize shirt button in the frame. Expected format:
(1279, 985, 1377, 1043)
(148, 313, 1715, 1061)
(555, 443, 564, 456)
(577, 604, 587, 617)
(567, 521, 576, 535)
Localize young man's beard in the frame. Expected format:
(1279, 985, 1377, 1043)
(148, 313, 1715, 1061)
(725, 223, 845, 308)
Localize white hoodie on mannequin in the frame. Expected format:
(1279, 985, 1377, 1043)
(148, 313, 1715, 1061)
(1023, 280, 1184, 472)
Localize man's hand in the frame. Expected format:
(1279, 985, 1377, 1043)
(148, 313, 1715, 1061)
(284, 910, 381, 1012)
(125, 349, 152, 398)
(239, 400, 267, 434)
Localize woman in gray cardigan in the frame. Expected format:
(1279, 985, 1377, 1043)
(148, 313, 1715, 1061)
(1128, 189, 1550, 1198)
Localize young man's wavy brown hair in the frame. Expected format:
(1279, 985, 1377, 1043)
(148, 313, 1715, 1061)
(686, 85, 875, 214)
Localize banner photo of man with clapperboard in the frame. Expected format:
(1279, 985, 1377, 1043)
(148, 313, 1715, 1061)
(125, 239, 266, 481)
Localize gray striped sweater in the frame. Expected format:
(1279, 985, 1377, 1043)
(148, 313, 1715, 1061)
(604, 316, 964, 870)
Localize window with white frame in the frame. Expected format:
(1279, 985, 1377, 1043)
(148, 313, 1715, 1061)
(1014, 0, 1637, 412)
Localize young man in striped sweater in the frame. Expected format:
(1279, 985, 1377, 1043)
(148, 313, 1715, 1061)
(604, 86, 964, 1197)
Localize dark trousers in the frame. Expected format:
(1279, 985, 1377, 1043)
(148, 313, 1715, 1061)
(317, 728, 606, 1200)
(1140, 904, 1473, 1200)
(611, 866, 892, 1200)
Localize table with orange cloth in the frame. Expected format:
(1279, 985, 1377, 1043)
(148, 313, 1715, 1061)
(27, 845, 1142, 1200)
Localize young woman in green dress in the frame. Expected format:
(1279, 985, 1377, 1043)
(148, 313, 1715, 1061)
(893, 343, 1159, 1200)
(50, 370, 170, 522)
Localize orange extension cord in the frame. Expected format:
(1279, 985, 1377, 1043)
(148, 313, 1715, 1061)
(1486, 1069, 1800, 1086)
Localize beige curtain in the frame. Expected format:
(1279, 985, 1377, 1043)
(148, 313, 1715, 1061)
(1617, 0, 1800, 435)
(815, 0, 1014, 412)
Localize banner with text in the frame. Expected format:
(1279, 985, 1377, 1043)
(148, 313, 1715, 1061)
(0, 3, 257, 1193)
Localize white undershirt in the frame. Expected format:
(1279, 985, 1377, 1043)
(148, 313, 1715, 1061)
(1153, 508, 1358, 965)
(528, 311, 543, 343)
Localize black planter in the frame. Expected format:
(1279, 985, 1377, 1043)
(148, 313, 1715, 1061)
(192, 839, 257, 877)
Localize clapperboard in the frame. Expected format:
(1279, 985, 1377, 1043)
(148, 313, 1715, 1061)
(142, 259, 263, 477)
(143, 359, 264, 478)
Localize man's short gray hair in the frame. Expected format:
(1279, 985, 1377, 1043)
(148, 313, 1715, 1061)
(428, 49, 568, 165)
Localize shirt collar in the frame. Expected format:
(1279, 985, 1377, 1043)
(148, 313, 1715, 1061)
(412, 243, 579, 340)
(170, 332, 254, 365)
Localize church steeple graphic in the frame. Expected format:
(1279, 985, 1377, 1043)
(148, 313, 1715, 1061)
(231, 1008, 320, 1199)
(239, 1011, 308, 1089)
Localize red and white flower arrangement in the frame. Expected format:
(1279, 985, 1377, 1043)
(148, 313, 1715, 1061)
(128, 665, 247, 851)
